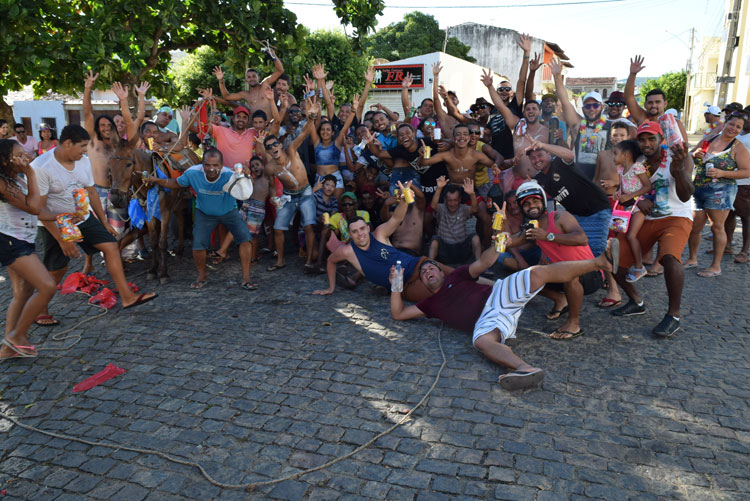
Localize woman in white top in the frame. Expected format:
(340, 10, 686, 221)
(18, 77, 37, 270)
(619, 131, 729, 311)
(0, 140, 57, 360)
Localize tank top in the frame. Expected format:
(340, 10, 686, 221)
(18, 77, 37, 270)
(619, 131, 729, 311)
(38, 141, 57, 155)
(574, 118, 612, 180)
(351, 237, 420, 288)
(474, 141, 490, 186)
(0, 175, 38, 243)
(694, 137, 738, 188)
(535, 211, 595, 263)
(314, 142, 341, 166)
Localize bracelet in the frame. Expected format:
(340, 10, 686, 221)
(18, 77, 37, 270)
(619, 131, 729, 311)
(523, 55, 530, 59)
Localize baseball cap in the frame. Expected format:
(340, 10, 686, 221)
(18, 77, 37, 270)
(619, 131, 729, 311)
(342, 191, 357, 202)
(541, 93, 557, 102)
(583, 91, 603, 104)
(636, 121, 664, 137)
(233, 105, 251, 116)
(608, 91, 625, 102)
(705, 105, 721, 116)
(724, 102, 744, 113)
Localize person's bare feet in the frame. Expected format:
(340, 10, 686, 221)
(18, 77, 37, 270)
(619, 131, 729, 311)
(121, 291, 157, 308)
(549, 320, 582, 340)
(1, 331, 36, 358)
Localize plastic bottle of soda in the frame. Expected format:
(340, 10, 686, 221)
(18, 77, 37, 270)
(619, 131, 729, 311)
(392, 261, 404, 292)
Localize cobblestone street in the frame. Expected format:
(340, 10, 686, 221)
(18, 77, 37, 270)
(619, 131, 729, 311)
(0, 234, 748, 500)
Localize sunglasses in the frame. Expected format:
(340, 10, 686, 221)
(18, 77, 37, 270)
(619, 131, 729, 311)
(468, 130, 482, 135)
(424, 121, 436, 127)
(606, 102, 624, 107)
(264, 141, 280, 148)
(341, 202, 355, 207)
(583, 103, 602, 110)
(15, 129, 25, 133)
(497, 87, 512, 92)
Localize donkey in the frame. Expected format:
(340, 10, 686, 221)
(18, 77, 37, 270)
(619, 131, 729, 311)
(109, 144, 198, 284)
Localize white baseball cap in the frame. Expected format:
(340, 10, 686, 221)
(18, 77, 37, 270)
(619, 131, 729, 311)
(705, 105, 721, 116)
(583, 91, 603, 104)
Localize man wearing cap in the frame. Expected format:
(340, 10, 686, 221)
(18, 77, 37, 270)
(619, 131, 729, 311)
(605, 91, 627, 120)
(549, 59, 611, 180)
(702, 105, 724, 140)
(389, 200, 621, 389)
(526, 136, 612, 258)
(539, 93, 568, 146)
(611, 121, 694, 338)
(214, 48, 285, 121)
(194, 89, 258, 169)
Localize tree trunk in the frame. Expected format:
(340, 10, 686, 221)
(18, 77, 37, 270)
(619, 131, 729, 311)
(0, 97, 14, 126)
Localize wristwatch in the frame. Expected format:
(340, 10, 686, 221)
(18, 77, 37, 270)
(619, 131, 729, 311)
(546, 232, 555, 242)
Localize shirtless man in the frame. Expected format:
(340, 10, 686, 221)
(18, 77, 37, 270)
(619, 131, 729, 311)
(82, 72, 146, 272)
(379, 185, 426, 255)
(418, 124, 497, 186)
(214, 48, 285, 121)
(255, 98, 320, 272)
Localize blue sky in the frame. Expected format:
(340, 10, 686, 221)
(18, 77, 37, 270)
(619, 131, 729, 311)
(284, 0, 726, 79)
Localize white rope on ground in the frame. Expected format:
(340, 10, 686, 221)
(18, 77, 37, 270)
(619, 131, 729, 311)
(0, 323, 448, 491)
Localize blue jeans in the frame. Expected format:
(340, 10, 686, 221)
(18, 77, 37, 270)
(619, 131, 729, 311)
(574, 208, 611, 257)
(274, 186, 317, 230)
(193, 209, 251, 250)
(389, 167, 422, 194)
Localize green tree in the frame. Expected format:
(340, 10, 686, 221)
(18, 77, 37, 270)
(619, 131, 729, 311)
(170, 46, 245, 106)
(1, 0, 306, 114)
(365, 12, 475, 63)
(332, 0, 386, 52)
(639, 71, 687, 112)
(307, 30, 371, 106)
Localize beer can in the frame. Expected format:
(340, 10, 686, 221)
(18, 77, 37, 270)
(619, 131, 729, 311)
(423, 146, 431, 159)
(146, 137, 154, 150)
(529, 219, 539, 228)
(494, 232, 508, 253)
(403, 188, 415, 204)
(141, 171, 150, 182)
(390, 123, 397, 134)
(492, 212, 504, 231)
(322, 213, 330, 225)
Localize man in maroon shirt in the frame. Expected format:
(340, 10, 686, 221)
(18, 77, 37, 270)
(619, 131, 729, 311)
(390, 215, 620, 390)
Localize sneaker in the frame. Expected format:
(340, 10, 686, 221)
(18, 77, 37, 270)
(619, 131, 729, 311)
(653, 314, 680, 338)
(611, 299, 646, 317)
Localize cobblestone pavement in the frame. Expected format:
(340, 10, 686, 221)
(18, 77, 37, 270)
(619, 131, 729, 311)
(0, 231, 749, 500)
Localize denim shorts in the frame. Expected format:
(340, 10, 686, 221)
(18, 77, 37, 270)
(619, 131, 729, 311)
(193, 209, 251, 250)
(389, 167, 422, 194)
(0, 232, 36, 267)
(693, 183, 737, 211)
(315, 170, 344, 189)
(274, 186, 317, 230)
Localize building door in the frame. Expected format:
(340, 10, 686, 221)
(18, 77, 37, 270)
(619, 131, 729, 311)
(67, 110, 81, 127)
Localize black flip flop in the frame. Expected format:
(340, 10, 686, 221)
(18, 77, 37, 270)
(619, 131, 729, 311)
(123, 293, 158, 309)
(549, 329, 584, 340)
(546, 305, 569, 320)
(266, 264, 286, 272)
(241, 282, 259, 291)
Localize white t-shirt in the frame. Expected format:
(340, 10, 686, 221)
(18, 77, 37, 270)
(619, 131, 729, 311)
(0, 175, 37, 242)
(31, 149, 94, 223)
(736, 133, 750, 186)
(643, 152, 693, 221)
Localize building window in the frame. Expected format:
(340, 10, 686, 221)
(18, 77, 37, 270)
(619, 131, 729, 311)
(41, 117, 57, 132)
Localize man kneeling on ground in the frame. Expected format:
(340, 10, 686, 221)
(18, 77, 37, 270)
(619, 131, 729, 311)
(389, 207, 620, 390)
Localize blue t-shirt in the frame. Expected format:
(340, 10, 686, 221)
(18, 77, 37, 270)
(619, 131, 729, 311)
(177, 165, 237, 216)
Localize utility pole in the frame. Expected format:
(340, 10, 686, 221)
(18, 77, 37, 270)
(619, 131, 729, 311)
(717, 0, 742, 107)
(442, 26, 449, 53)
(683, 27, 695, 127)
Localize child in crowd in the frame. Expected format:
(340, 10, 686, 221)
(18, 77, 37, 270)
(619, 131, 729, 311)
(313, 175, 339, 273)
(429, 176, 481, 264)
(603, 139, 652, 282)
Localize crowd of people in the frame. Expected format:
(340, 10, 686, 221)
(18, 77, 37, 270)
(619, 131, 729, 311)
(2, 35, 749, 390)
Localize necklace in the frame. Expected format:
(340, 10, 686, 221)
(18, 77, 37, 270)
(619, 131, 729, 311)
(578, 117, 606, 149)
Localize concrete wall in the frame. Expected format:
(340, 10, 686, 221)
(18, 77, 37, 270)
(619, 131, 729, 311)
(447, 23, 545, 96)
(12, 101, 65, 140)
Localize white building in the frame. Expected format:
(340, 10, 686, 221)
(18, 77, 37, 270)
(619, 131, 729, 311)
(366, 51, 503, 117)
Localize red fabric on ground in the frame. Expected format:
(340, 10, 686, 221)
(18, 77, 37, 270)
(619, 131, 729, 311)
(72, 363, 126, 393)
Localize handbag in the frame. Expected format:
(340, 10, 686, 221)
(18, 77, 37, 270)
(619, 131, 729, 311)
(608, 201, 636, 233)
(222, 172, 254, 200)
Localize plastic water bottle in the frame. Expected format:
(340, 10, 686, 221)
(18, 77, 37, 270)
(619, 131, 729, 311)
(353, 139, 368, 157)
(392, 260, 404, 293)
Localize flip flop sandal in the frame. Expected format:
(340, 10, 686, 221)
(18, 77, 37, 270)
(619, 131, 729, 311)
(303, 264, 318, 275)
(646, 269, 664, 277)
(190, 280, 208, 289)
(697, 270, 722, 277)
(498, 369, 545, 390)
(241, 282, 259, 291)
(596, 298, 622, 308)
(266, 264, 286, 272)
(734, 253, 748, 264)
(123, 293, 158, 309)
(549, 329, 584, 340)
(1, 339, 38, 358)
(35, 314, 60, 326)
(683, 263, 698, 269)
(545, 305, 569, 320)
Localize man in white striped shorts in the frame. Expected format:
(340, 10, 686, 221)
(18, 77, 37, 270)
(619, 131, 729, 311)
(390, 230, 620, 390)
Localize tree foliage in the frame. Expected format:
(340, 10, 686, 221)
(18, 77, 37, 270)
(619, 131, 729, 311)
(1, 0, 306, 110)
(332, 0, 385, 53)
(365, 12, 475, 63)
(307, 30, 371, 106)
(170, 47, 244, 106)
(639, 71, 687, 112)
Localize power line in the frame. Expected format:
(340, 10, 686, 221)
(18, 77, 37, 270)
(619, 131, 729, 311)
(285, 0, 625, 8)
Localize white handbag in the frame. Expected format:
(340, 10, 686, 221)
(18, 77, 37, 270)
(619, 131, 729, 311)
(222, 172, 254, 201)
